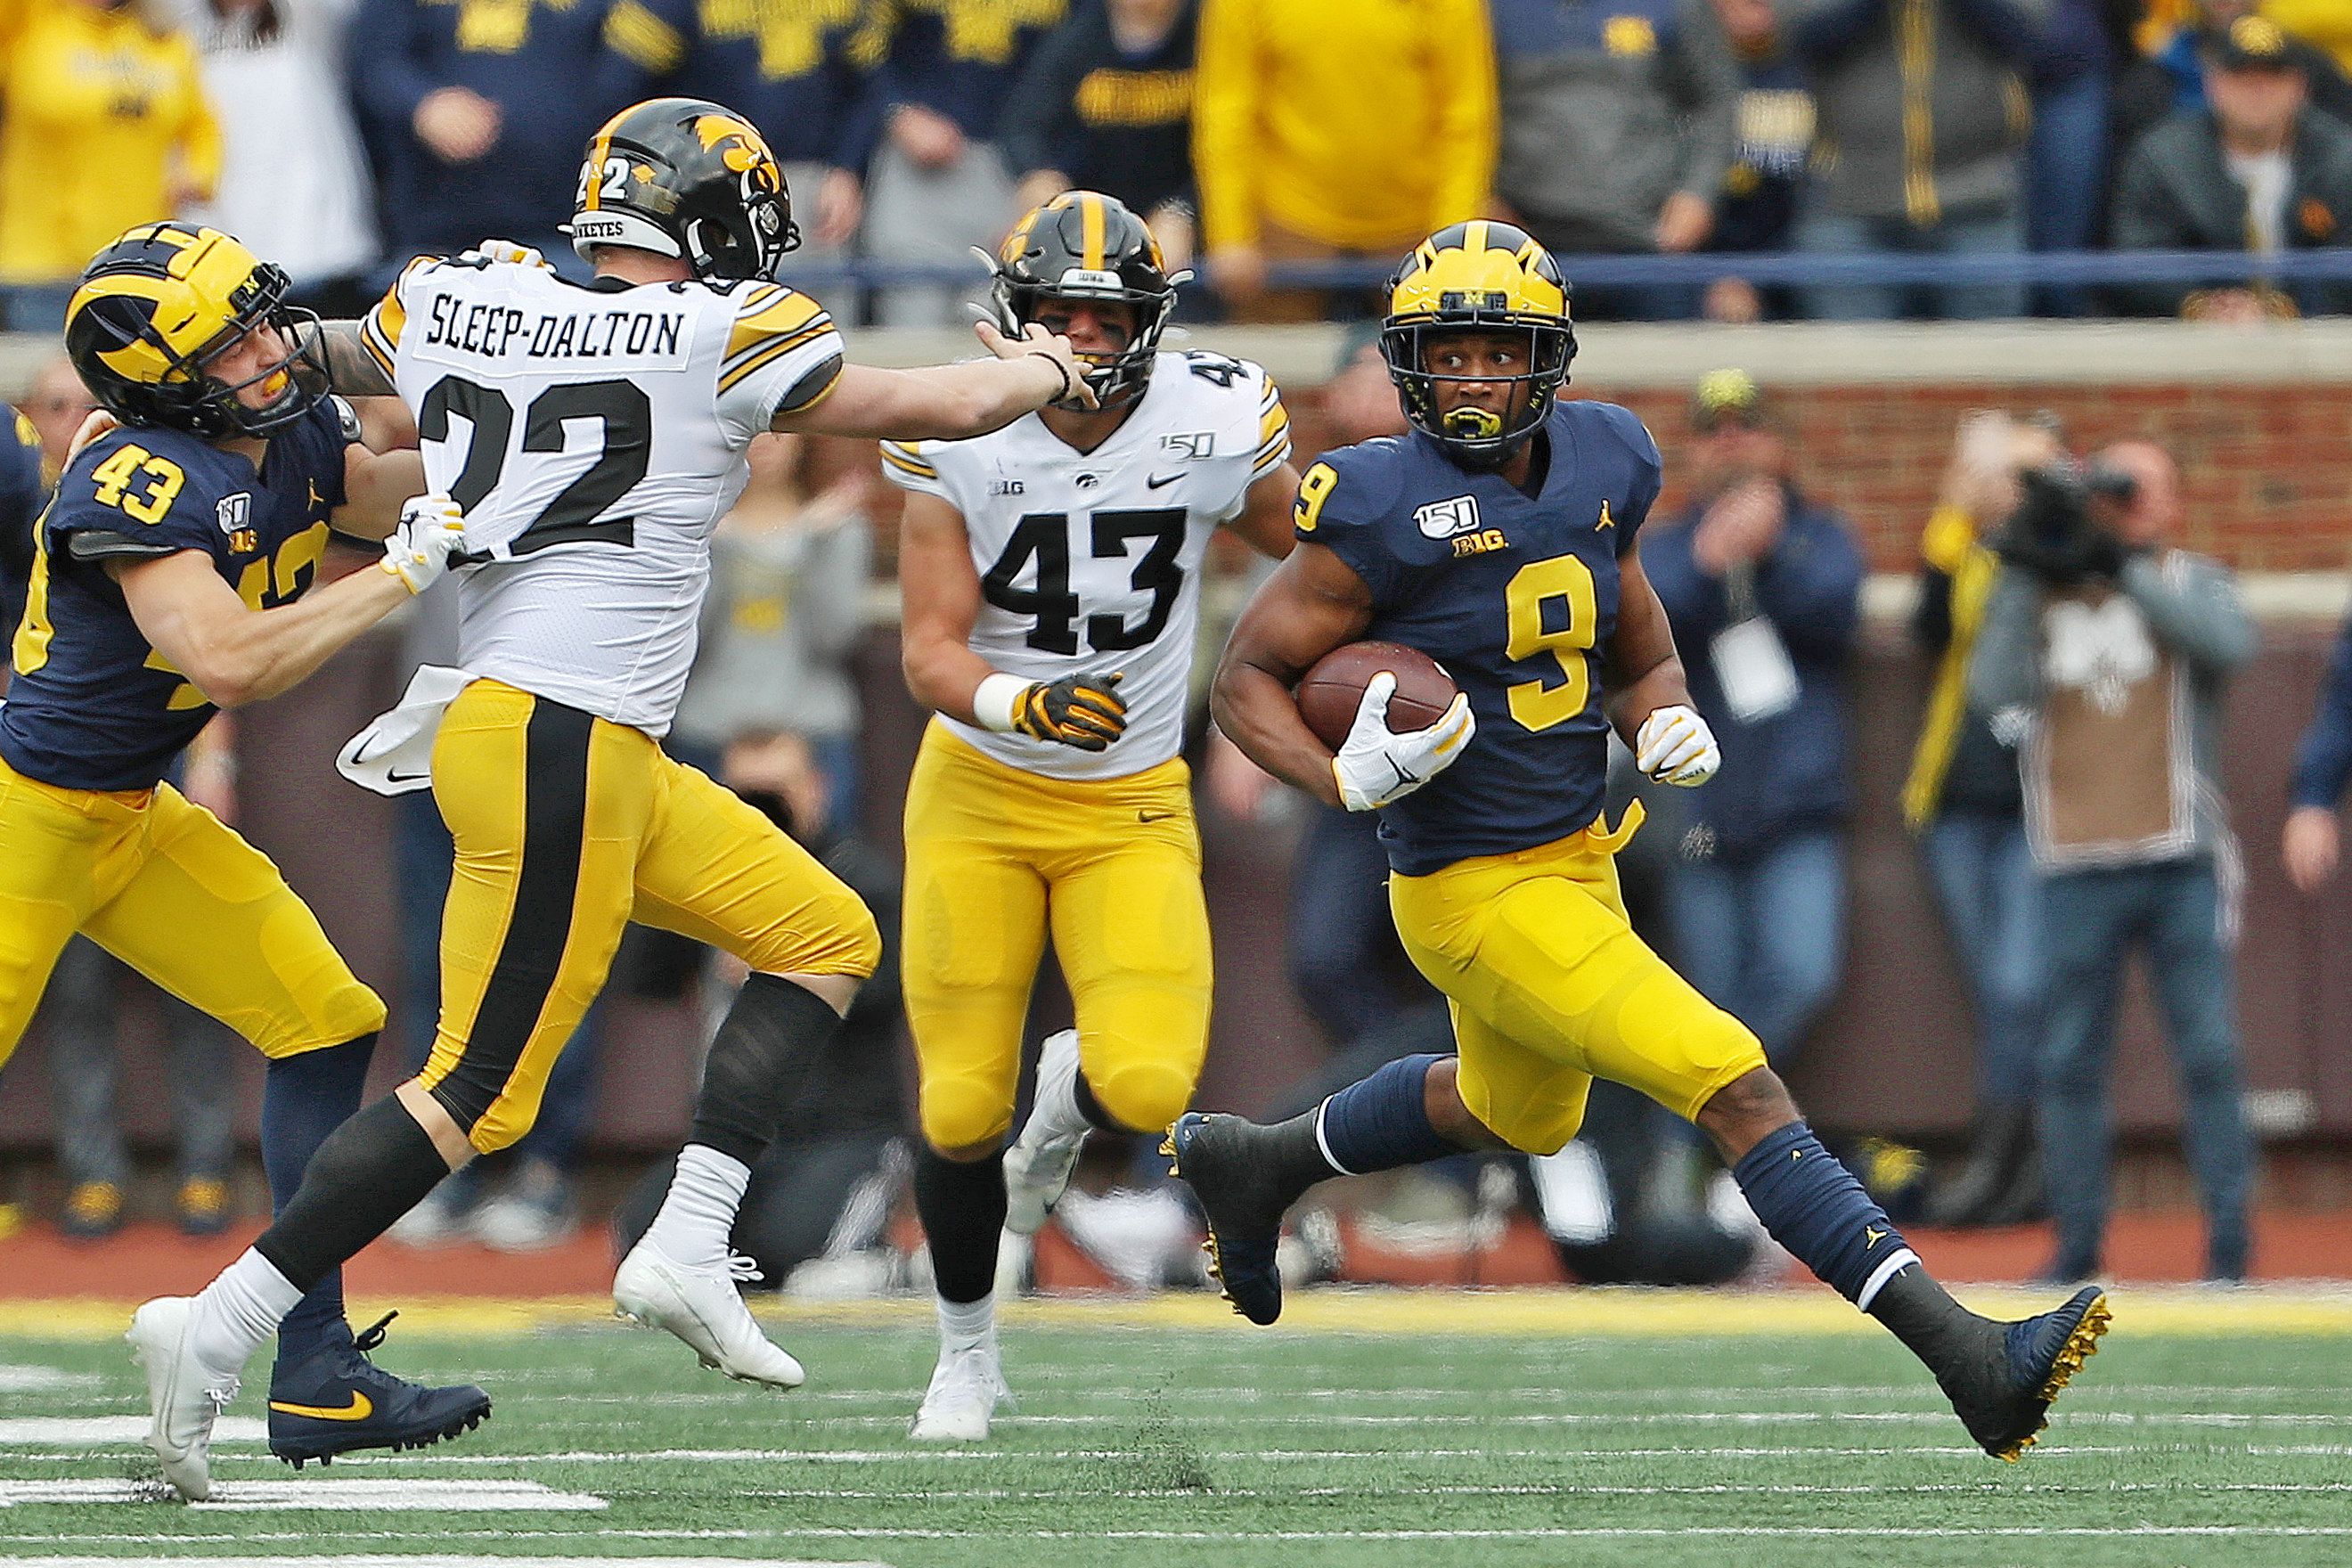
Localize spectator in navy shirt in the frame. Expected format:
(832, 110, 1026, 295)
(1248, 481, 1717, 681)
(349, 0, 682, 280)
(857, 0, 1068, 324)
(1000, 0, 1197, 268)
(1703, 0, 1814, 323)
(1641, 369, 1866, 1068)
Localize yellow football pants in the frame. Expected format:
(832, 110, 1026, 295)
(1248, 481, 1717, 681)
(0, 750, 385, 1069)
(902, 723, 1213, 1153)
(419, 680, 880, 1154)
(1388, 812, 1766, 1154)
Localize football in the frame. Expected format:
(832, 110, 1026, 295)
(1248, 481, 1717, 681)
(1296, 641, 1459, 751)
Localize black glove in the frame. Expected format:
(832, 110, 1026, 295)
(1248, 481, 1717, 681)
(1011, 670, 1127, 750)
(1993, 465, 2096, 585)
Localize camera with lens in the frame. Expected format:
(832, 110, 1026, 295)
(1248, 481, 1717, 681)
(1994, 461, 2129, 585)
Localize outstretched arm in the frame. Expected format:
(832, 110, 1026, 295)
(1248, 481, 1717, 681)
(1209, 542, 1375, 809)
(114, 549, 415, 709)
(783, 321, 1090, 442)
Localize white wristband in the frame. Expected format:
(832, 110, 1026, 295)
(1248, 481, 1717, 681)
(973, 672, 1032, 733)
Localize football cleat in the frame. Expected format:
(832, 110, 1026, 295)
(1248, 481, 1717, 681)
(1163, 1113, 1289, 1326)
(267, 1312, 491, 1467)
(614, 1240, 805, 1390)
(1938, 1286, 2113, 1461)
(909, 1340, 1012, 1442)
(128, 1295, 237, 1502)
(1004, 1028, 1089, 1237)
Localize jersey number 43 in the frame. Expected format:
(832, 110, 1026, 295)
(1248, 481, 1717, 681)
(982, 508, 1184, 657)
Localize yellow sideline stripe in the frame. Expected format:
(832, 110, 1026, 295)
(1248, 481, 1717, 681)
(4, 1286, 2350, 1342)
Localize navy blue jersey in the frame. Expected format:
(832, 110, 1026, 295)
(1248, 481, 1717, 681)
(0, 399, 352, 792)
(0, 407, 45, 641)
(1300, 399, 1662, 876)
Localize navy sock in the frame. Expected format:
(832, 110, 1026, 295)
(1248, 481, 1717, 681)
(1317, 1053, 1457, 1175)
(1733, 1121, 1919, 1309)
(262, 1033, 377, 1355)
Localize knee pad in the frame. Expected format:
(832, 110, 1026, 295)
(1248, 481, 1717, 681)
(1087, 1058, 1196, 1137)
(919, 1080, 1014, 1155)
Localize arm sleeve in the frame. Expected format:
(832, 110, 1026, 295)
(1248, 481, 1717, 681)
(1294, 448, 1406, 608)
(1639, 523, 1734, 641)
(1191, 0, 1261, 249)
(1597, 404, 1663, 555)
(1965, 565, 2046, 715)
(878, 438, 951, 502)
(348, 0, 445, 135)
(997, 20, 1087, 176)
(1668, 0, 1742, 200)
(1427, 0, 1499, 225)
(1253, 372, 1294, 480)
(1754, 509, 1866, 658)
(2291, 615, 2352, 808)
(715, 285, 846, 444)
(2118, 552, 2256, 677)
(49, 441, 222, 567)
(358, 254, 438, 379)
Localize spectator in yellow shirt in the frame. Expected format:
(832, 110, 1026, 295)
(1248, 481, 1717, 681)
(1192, 0, 1497, 320)
(0, 0, 219, 333)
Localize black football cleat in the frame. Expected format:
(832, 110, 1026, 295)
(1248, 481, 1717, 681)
(1164, 1113, 1290, 1326)
(1937, 1286, 2112, 1461)
(267, 1312, 492, 1468)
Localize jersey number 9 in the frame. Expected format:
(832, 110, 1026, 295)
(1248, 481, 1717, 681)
(1504, 554, 1598, 731)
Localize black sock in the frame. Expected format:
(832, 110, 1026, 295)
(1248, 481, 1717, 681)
(690, 975, 845, 1166)
(261, 1033, 376, 1352)
(913, 1147, 1005, 1305)
(1260, 1109, 1346, 1210)
(1866, 1262, 1980, 1369)
(254, 1097, 450, 1293)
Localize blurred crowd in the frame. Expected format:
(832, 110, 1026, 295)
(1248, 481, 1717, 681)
(5, 0, 2352, 332)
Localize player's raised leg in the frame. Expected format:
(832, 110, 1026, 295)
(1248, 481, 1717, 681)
(617, 753, 881, 1389)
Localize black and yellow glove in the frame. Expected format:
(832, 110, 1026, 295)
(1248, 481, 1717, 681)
(1011, 670, 1127, 751)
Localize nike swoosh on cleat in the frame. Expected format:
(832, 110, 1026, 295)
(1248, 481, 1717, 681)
(269, 1392, 374, 1422)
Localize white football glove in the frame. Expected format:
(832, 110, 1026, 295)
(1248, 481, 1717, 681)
(1331, 672, 1476, 813)
(379, 494, 468, 594)
(1634, 704, 1720, 787)
(459, 238, 551, 270)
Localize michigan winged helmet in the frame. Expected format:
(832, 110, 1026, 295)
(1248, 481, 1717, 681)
(566, 97, 800, 281)
(64, 223, 326, 439)
(1381, 220, 1577, 470)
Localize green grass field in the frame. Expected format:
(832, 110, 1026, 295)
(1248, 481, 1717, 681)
(1, 1290, 2348, 1567)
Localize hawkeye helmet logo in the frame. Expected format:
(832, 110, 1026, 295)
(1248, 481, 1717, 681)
(1415, 494, 1482, 540)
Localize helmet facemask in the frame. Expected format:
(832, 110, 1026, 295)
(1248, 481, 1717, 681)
(991, 273, 1173, 410)
(70, 245, 326, 440)
(1382, 315, 1575, 471)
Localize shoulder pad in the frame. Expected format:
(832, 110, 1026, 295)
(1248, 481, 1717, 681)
(1295, 437, 1408, 539)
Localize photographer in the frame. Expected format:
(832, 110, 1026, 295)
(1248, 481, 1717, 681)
(1967, 440, 2257, 1286)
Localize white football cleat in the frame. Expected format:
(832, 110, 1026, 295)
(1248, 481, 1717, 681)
(1004, 1028, 1088, 1236)
(613, 1242, 804, 1391)
(909, 1340, 1012, 1442)
(128, 1295, 238, 1502)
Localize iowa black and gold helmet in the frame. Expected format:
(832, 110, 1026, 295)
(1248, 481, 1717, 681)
(1382, 221, 1577, 470)
(64, 224, 323, 440)
(989, 192, 1180, 409)
(567, 97, 798, 281)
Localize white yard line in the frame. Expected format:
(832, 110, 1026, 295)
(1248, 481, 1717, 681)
(5, 1559, 886, 1568)
(0, 1480, 604, 1512)
(0, 1417, 268, 1446)
(0, 1367, 96, 1393)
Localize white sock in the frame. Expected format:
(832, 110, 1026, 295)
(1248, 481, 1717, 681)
(936, 1291, 996, 1353)
(191, 1249, 303, 1372)
(641, 1144, 752, 1271)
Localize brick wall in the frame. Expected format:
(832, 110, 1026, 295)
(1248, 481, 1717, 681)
(1582, 381, 2352, 574)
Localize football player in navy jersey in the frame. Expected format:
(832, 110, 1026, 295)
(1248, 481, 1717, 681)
(1172, 222, 2111, 1462)
(0, 224, 486, 1484)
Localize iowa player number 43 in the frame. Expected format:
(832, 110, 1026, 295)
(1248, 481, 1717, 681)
(1505, 554, 1597, 732)
(981, 508, 1186, 656)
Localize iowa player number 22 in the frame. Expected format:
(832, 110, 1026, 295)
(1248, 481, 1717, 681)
(1504, 554, 1597, 731)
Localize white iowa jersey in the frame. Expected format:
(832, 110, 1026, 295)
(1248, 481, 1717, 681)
(883, 349, 1291, 781)
(361, 256, 844, 732)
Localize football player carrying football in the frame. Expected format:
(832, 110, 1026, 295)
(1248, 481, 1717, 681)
(884, 192, 1299, 1440)
(1174, 221, 2111, 1461)
(133, 97, 1094, 1501)
(1, 224, 486, 1482)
